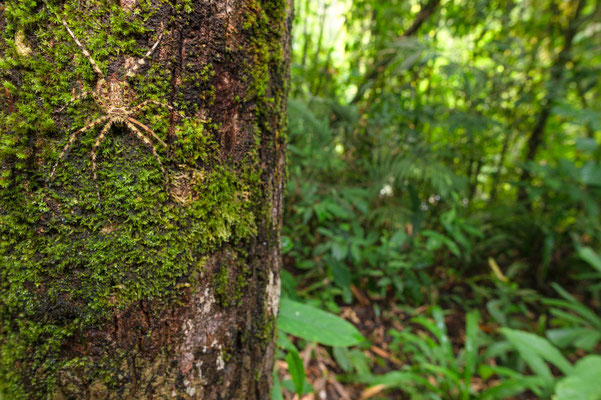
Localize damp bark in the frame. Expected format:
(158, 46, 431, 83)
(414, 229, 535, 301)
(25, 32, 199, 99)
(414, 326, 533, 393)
(0, 0, 291, 398)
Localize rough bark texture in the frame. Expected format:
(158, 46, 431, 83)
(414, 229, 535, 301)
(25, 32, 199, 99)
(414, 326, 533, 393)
(0, 0, 291, 398)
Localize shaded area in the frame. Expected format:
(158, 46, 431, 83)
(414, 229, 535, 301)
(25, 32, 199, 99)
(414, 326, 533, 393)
(278, 0, 601, 398)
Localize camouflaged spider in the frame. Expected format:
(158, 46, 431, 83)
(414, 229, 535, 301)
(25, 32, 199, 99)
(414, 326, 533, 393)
(50, 18, 169, 200)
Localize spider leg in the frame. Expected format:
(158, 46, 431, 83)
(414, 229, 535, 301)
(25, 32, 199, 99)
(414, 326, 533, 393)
(127, 117, 168, 148)
(125, 120, 166, 176)
(125, 22, 165, 78)
(130, 100, 173, 115)
(60, 19, 104, 78)
(50, 115, 109, 179)
(55, 91, 93, 113)
(91, 122, 113, 201)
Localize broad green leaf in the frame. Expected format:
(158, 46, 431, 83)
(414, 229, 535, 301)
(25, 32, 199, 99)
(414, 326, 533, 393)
(285, 349, 305, 396)
(574, 330, 601, 350)
(348, 349, 372, 376)
(281, 236, 293, 254)
(482, 340, 513, 360)
(332, 346, 353, 373)
(278, 298, 365, 346)
(464, 310, 480, 381)
(553, 356, 601, 400)
(547, 327, 601, 351)
(432, 307, 457, 371)
(577, 247, 601, 274)
(548, 306, 592, 326)
(549, 283, 601, 328)
(501, 328, 572, 387)
(281, 379, 313, 396)
(482, 376, 546, 400)
(271, 370, 284, 400)
(276, 332, 297, 351)
(503, 328, 572, 374)
(331, 241, 347, 261)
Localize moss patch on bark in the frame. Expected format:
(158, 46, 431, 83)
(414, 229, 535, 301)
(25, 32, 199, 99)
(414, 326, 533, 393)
(0, 0, 289, 397)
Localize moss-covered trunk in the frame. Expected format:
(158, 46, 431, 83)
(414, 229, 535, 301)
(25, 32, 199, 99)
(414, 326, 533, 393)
(0, 0, 291, 398)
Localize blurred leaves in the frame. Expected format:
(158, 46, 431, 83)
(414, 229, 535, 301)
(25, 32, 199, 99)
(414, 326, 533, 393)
(279, 0, 601, 397)
(278, 298, 365, 347)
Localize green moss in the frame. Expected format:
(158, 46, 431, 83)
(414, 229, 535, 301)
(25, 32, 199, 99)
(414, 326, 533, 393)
(213, 265, 230, 304)
(256, 313, 275, 347)
(235, 0, 288, 358)
(241, 0, 289, 209)
(0, 0, 289, 396)
(212, 260, 250, 308)
(0, 1, 266, 397)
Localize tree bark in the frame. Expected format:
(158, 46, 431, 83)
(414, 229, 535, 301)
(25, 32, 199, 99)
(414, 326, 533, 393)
(0, 0, 291, 398)
(517, 0, 583, 203)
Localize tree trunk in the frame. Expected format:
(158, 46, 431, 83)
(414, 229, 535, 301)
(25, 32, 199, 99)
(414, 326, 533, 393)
(517, 0, 583, 203)
(0, 0, 291, 398)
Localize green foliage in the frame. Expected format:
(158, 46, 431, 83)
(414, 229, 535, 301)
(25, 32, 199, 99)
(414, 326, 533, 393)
(499, 329, 601, 399)
(502, 328, 572, 393)
(544, 282, 601, 351)
(285, 349, 305, 395)
(273, 298, 364, 399)
(285, 0, 601, 293)
(284, 97, 476, 306)
(554, 356, 601, 400)
(360, 308, 485, 399)
(578, 246, 601, 275)
(282, 0, 601, 398)
(278, 298, 365, 347)
(271, 370, 284, 400)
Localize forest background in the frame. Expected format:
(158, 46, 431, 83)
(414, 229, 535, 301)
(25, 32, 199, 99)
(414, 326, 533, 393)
(275, 0, 601, 398)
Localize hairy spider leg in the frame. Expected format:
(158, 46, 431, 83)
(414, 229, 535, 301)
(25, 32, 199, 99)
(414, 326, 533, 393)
(51, 116, 109, 179)
(125, 22, 165, 78)
(130, 99, 173, 114)
(56, 90, 93, 113)
(127, 116, 168, 147)
(60, 19, 104, 77)
(125, 120, 166, 176)
(50, 14, 169, 199)
(91, 122, 113, 201)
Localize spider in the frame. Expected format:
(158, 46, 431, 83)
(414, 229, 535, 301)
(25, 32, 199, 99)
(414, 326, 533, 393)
(50, 17, 170, 200)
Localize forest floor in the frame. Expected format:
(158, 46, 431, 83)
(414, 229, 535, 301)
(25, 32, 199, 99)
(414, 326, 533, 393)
(275, 280, 543, 400)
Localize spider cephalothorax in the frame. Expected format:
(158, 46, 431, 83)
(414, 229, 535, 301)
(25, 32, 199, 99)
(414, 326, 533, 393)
(50, 17, 169, 200)
(94, 74, 136, 122)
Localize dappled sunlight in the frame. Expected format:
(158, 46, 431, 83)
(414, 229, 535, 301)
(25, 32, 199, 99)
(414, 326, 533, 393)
(276, 0, 601, 398)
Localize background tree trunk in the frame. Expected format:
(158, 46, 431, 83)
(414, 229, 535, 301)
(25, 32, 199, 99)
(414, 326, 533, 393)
(0, 0, 291, 398)
(516, 0, 583, 203)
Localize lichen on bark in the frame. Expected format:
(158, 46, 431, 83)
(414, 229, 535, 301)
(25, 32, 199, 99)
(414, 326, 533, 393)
(0, 0, 291, 398)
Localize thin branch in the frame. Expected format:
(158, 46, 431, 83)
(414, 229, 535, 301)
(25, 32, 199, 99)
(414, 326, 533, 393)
(517, 0, 585, 203)
(351, 0, 441, 104)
